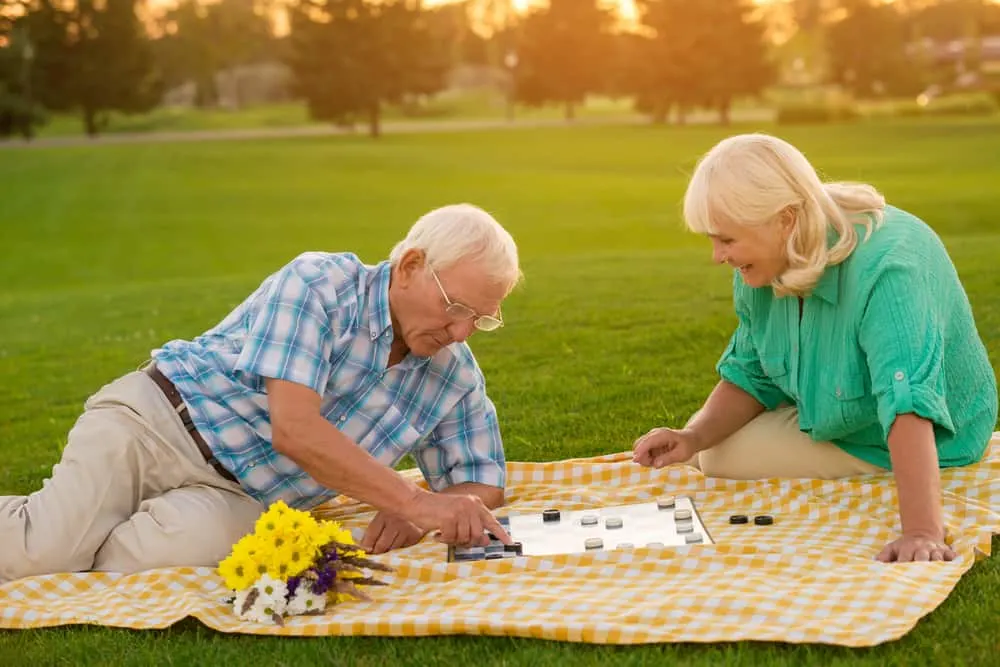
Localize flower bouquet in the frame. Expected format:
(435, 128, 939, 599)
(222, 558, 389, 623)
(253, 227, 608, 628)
(217, 500, 393, 625)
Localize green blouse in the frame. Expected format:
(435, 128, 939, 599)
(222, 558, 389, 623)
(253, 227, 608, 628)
(716, 205, 997, 470)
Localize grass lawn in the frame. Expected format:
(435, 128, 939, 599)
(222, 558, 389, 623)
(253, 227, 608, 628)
(1, 118, 998, 665)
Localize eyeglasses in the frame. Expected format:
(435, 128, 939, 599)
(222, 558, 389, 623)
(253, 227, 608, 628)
(429, 268, 504, 332)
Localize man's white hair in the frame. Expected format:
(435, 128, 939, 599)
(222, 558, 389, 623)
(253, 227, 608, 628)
(389, 203, 522, 291)
(683, 133, 885, 297)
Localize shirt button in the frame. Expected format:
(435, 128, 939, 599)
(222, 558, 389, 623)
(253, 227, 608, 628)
(894, 371, 905, 381)
(338, 415, 346, 422)
(835, 388, 842, 397)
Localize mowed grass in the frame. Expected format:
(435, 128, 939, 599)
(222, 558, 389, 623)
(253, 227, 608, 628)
(1, 118, 999, 666)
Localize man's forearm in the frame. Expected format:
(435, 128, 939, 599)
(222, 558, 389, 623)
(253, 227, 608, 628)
(439, 482, 505, 509)
(273, 415, 424, 515)
(686, 380, 767, 451)
(887, 413, 945, 539)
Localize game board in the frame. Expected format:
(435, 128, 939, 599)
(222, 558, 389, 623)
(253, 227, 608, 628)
(448, 496, 715, 562)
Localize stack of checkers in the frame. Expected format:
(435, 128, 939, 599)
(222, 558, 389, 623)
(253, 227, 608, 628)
(451, 516, 523, 562)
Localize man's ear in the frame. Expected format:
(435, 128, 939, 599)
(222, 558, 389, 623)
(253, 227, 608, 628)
(394, 248, 426, 288)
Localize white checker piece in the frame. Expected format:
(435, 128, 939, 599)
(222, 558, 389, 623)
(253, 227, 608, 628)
(504, 497, 714, 556)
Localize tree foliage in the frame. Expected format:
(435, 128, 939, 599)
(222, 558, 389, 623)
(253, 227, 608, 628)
(286, 0, 448, 137)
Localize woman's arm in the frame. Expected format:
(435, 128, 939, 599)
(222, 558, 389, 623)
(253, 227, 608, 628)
(877, 413, 955, 562)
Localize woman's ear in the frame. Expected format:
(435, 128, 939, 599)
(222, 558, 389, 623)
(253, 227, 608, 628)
(779, 206, 798, 242)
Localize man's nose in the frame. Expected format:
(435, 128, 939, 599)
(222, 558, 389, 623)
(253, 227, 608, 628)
(711, 242, 727, 265)
(447, 319, 477, 343)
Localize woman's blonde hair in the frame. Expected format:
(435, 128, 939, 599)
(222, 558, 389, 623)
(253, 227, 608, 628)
(682, 133, 885, 296)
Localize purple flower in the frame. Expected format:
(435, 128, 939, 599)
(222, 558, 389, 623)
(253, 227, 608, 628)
(310, 565, 336, 595)
(286, 576, 301, 597)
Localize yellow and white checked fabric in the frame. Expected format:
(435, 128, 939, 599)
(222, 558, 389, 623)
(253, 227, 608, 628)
(2, 434, 998, 646)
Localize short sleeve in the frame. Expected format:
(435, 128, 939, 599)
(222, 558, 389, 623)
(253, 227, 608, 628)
(234, 258, 341, 395)
(858, 264, 954, 440)
(412, 384, 506, 492)
(715, 279, 789, 410)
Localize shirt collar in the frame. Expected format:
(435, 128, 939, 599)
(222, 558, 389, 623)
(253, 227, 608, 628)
(365, 260, 431, 368)
(810, 226, 846, 305)
(367, 261, 394, 341)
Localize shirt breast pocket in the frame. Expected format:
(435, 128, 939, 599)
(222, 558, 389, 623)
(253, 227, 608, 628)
(827, 371, 873, 427)
(359, 405, 427, 468)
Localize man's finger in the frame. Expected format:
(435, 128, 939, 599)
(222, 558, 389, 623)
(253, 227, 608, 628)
(360, 516, 384, 551)
(483, 513, 512, 545)
(373, 525, 398, 554)
(390, 527, 415, 552)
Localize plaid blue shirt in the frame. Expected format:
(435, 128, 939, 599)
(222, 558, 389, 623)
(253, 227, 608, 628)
(151, 252, 507, 510)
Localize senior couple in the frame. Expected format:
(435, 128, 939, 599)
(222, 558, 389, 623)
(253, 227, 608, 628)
(1, 133, 995, 583)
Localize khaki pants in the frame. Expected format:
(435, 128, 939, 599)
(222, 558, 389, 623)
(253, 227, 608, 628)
(0, 371, 264, 583)
(690, 406, 884, 479)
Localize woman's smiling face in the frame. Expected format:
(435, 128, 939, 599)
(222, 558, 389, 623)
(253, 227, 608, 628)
(706, 212, 792, 288)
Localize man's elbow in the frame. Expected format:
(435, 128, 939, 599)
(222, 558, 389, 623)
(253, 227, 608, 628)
(271, 417, 308, 458)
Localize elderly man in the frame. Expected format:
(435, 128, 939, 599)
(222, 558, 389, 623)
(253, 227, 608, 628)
(0, 203, 518, 582)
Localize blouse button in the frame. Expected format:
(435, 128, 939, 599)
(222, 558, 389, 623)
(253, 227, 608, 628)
(894, 371, 905, 381)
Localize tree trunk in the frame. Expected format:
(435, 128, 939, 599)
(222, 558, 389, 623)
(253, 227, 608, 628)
(83, 107, 99, 137)
(652, 100, 668, 124)
(677, 105, 688, 126)
(368, 100, 381, 138)
(565, 101, 575, 121)
(719, 99, 731, 125)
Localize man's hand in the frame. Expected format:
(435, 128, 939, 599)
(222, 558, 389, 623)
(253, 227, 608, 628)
(406, 489, 511, 547)
(360, 512, 428, 554)
(633, 427, 703, 468)
(877, 532, 956, 563)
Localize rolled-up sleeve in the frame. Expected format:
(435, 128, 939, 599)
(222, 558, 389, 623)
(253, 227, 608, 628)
(716, 281, 789, 410)
(234, 257, 341, 394)
(414, 383, 506, 492)
(858, 263, 954, 440)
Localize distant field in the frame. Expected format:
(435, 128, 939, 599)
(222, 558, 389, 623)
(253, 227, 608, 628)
(0, 118, 997, 666)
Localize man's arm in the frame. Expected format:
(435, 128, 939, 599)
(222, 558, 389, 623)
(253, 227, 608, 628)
(268, 378, 511, 546)
(438, 482, 504, 509)
(268, 378, 424, 511)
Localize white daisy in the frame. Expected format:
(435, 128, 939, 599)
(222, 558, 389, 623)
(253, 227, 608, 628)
(253, 574, 288, 610)
(286, 585, 327, 616)
(244, 593, 285, 624)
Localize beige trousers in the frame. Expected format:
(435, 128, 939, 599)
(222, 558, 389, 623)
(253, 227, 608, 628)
(0, 371, 264, 583)
(690, 406, 885, 479)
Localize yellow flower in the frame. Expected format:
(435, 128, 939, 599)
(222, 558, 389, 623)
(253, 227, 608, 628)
(217, 549, 257, 591)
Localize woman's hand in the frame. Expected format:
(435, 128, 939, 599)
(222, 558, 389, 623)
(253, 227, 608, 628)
(877, 532, 956, 562)
(633, 427, 703, 468)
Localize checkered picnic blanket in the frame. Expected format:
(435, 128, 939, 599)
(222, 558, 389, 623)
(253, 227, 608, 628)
(2, 434, 998, 646)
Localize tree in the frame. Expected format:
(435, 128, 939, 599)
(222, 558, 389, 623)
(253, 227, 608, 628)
(0, 4, 45, 139)
(512, 0, 615, 121)
(21, 0, 161, 136)
(157, 0, 275, 109)
(826, 0, 922, 97)
(630, 0, 774, 125)
(286, 0, 448, 138)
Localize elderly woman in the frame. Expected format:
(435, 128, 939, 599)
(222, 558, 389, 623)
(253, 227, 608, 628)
(633, 133, 997, 563)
